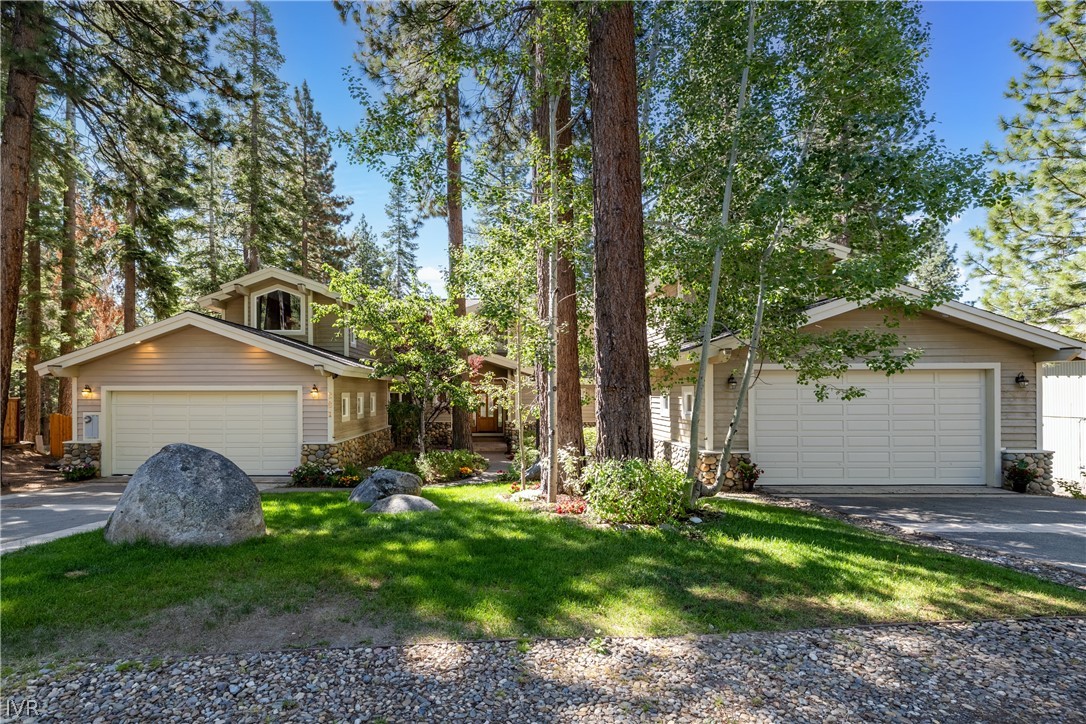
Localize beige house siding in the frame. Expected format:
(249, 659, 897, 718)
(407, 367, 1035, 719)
(222, 297, 245, 324)
(332, 375, 389, 442)
(74, 326, 329, 443)
(808, 308, 1039, 449)
(662, 307, 1040, 452)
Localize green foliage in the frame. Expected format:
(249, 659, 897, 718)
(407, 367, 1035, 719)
(734, 460, 764, 492)
(387, 400, 422, 448)
(377, 451, 420, 476)
(582, 427, 598, 456)
(289, 463, 360, 488)
(968, 1, 1086, 338)
(59, 463, 97, 482)
(583, 459, 690, 525)
(1056, 477, 1085, 500)
(1005, 460, 1038, 492)
(383, 176, 421, 297)
(417, 449, 488, 484)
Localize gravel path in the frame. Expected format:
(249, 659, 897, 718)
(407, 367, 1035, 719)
(5, 617, 1084, 723)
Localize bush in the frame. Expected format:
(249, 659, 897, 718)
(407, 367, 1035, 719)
(584, 458, 689, 525)
(289, 462, 363, 488)
(582, 426, 598, 456)
(59, 463, 97, 482)
(377, 451, 420, 476)
(388, 400, 422, 448)
(735, 460, 764, 492)
(417, 449, 488, 483)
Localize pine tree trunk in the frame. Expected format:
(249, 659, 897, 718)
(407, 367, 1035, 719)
(0, 1, 43, 426)
(300, 128, 310, 277)
(589, 2, 653, 460)
(123, 198, 138, 333)
(445, 69, 473, 453)
(554, 79, 585, 483)
(245, 5, 261, 274)
(24, 175, 43, 444)
(208, 142, 218, 287)
(58, 93, 79, 416)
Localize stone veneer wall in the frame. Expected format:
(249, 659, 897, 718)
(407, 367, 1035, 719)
(426, 421, 452, 449)
(1001, 449, 1055, 494)
(657, 440, 752, 492)
(301, 427, 393, 468)
(62, 442, 101, 473)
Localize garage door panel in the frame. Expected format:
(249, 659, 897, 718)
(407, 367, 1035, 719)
(111, 390, 299, 475)
(753, 370, 987, 486)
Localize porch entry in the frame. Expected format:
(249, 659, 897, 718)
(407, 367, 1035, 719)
(472, 382, 505, 434)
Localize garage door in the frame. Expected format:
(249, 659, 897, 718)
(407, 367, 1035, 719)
(751, 369, 987, 485)
(110, 390, 299, 475)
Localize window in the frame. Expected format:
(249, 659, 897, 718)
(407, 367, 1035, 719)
(341, 393, 350, 421)
(356, 393, 365, 419)
(657, 395, 669, 413)
(370, 392, 377, 417)
(681, 386, 694, 420)
(255, 289, 302, 333)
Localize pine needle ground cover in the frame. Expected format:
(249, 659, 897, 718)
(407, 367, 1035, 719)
(4, 485, 1084, 668)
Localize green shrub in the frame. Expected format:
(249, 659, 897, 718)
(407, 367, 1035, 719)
(377, 451, 420, 476)
(584, 458, 690, 525)
(417, 449, 488, 483)
(388, 400, 422, 447)
(59, 463, 97, 482)
(582, 426, 598, 456)
(289, 463, 363, 488)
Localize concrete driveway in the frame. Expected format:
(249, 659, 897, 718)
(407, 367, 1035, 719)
(1, 482, 128, 554)
(765, 486, 1086, 574)
(1, 477, 296, 554)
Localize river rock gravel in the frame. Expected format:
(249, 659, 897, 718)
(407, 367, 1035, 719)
(4, 617, 1084, 723)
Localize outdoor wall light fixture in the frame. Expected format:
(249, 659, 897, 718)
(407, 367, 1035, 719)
(727, 374, 738, 390)
(81, 385, 92, 398)
(310, 384, 320, 397)
(1015, 372, 1029, 388)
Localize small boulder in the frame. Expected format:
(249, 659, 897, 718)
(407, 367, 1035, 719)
(105, 444, 264, 546)
(349, 468, 423, 504)
(511, 488, 543, 501)
(364, 494, 439, 514)
(523, 462, 542, 482)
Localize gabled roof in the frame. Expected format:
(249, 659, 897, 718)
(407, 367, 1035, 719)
(684, 285, 1086, 362)
(195, 267, 345, 310)
(35, 311, 375, 378)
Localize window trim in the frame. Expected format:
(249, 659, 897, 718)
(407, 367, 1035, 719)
(341, 392, 350, 421)
(250, 284, 306, 337)
(680, 386, 694, 420)
(369, 391, 377, 417)
(356, 392, 365, 420)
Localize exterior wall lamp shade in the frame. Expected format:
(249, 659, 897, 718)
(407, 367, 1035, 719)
(311, 384, 320, 397)
(1015, 372, 1029, 388)
(727, 374, 738, 390)
(81, 385, 92, 398)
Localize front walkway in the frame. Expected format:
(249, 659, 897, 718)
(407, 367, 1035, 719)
(5, 617, 1083, 722)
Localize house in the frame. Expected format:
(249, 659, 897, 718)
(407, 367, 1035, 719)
(657, 288, 1086, 490)
(1042, 360, 1086, 483)
(35, 267, 393, 476)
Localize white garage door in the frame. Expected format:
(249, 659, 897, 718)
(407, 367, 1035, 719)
(110, 390, 300, 475)
(751, 369, 987, 486)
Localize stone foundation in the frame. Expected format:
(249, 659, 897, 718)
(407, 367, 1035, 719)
(62, 441, 101, 473)
(1001, 449, 1055, 495)
(302, 427, 393, 468)
(659, 441, 753, 492)
(426, 421, 452, 449)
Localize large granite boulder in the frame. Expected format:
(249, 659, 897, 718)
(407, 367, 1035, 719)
(364, 494, 439, 514)
(104, 444, 265, 546)
(523, 461, 542, 482)
(349, 468, 423, 504)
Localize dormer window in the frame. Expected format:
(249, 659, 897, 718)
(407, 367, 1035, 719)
(255, 289, 303, 334)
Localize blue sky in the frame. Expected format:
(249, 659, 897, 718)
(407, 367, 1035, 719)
(266, 0, 1038, 301)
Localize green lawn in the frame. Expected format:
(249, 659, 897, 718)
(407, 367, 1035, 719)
(4, 484, 1085, 665)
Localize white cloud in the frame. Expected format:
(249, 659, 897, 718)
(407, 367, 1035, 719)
(417, 266, 446, 296)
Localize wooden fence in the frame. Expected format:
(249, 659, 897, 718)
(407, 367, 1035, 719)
(2, 398, 19, 445)
(49, 413, 71, 458)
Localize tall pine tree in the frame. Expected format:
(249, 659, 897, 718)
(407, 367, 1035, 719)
(285, 81, 352, 279)
(968, 0, 1086, 338)
(383, 178, 421, 297)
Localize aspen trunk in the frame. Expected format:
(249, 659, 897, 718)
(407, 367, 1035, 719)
(588, 2, 653, 460)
